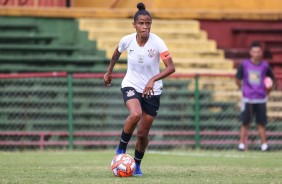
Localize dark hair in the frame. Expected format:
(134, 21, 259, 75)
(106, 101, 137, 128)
(133, 2, 152, 22)
(250, 41, 262, 48)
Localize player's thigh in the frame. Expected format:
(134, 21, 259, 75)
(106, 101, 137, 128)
(241, 102, 252, 125)
(254, 103, 267, 125)
(126, 98, 142, 115)
(121, 87, 142, 115)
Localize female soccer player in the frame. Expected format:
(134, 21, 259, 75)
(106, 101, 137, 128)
(104, 2, 175, 176)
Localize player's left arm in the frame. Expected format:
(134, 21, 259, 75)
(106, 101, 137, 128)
(153, 53, 175, 82)
(142, 51, 175, 97)
(266, 66, 276, 92)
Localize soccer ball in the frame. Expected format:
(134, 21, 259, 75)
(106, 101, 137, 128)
(111, 154, 136, 177)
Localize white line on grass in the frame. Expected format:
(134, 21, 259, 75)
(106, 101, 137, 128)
(147, 150, 261, 159)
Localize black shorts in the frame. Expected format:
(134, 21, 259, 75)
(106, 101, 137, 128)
(240, 102, 267, 125)
(121, 87, 160, 117)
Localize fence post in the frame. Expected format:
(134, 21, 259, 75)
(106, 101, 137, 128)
(67, 74, 74, 150)
(194, 75, 200, 149)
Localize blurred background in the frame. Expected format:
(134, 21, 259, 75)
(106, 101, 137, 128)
(0, 0, 281, 151)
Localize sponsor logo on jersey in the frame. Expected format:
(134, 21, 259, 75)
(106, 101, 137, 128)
(138, 55, 144, 63)
(148, 49, 156, 58)
(126, 90, 135, 97)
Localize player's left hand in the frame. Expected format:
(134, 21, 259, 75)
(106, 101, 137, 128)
(142, 79, 154, 98)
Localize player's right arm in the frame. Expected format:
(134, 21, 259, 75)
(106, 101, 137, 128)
(104, 47, 122, 87)
(235, 63, 244, 90)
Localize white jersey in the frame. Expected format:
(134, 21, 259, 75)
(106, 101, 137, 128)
(118, 33, 169, 95)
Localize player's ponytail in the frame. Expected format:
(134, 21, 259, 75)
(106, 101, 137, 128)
(134, 2, 152, 22)
(137, 2, 146, 11)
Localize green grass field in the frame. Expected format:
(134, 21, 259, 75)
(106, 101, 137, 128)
(0, 150, 281, 184)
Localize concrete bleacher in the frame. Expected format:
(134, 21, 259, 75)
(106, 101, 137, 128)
(226, 26, 282, 63)
(0, 17, 113, 73)
(79, 18, 235, 75)
(79, 18, 242, 117)
(201, 20, 282, 90)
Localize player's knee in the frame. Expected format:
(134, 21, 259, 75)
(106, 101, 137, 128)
(128, 112, 142, 122)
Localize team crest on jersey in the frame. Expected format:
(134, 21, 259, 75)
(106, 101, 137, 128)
(126, 90, 135, 97)
(148, 49, 156, 58)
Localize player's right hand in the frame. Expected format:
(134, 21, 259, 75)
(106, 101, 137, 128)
(104, 72, 112, 87)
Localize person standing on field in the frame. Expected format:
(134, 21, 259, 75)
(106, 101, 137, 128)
(235, 41, 275, 151)
(103, 2, 175, 176)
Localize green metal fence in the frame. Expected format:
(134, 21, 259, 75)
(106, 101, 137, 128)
(0, 72, 281, 151)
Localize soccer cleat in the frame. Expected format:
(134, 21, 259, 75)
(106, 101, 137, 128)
(261, 143, 268, 151)
(238, 143, 245, 151)
(133, 163, 143, 177)
(115, 147, 125, 155)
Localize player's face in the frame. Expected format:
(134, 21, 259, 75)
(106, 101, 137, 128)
(250, 46, 263, 62)
(133, 15, 151, 39)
